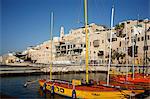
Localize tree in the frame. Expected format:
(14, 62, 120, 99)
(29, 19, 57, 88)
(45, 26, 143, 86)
(115, 23, 126, 38)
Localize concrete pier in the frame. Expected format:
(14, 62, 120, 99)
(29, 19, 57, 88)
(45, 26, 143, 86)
(0, 64, 149, 76)
(41, 65, 107, 73)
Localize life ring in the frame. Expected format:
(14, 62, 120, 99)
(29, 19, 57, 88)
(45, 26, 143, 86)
(72, 89, 76, 99)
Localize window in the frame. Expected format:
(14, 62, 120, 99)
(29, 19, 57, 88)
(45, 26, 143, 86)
(147, 27, 150, 32)
(138, 37, 140, 41)
(119, 41, 121, 47)
(121, 23, 125, 25)
(98, 51, 104, 56)
(102, 40, 104, 43)
(147, 35, 150, 40)
(93, 40, 100, 47)
(138, 20, 143, 22)
(112, 38, 117, 41)
(141, 37, 144, 41)
(73, 44, 75, 48)
(144, 46, 148, 50)
(127, 22, 130, 24)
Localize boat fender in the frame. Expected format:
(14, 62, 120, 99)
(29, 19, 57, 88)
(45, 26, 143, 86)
(51, 85, 55, 94)
(72, 89, 76, 99)
(43, 83, 46, 91)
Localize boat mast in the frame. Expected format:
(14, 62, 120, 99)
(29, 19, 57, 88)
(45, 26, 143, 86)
(132, 26, 135, 79)
(144, 19, 148, 76)
(84, 0, 89, 84)
(107, 4, 114, 86)
(50, 12, 53, 80)
(125, 23, 128, 81)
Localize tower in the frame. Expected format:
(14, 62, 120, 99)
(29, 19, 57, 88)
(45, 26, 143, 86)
(60, 26, 64, 41)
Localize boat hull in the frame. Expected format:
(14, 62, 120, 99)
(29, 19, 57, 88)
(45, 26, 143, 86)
(39, 79, 143, 99)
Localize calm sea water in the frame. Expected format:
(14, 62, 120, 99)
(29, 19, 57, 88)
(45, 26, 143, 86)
(0, 73, 106, 99)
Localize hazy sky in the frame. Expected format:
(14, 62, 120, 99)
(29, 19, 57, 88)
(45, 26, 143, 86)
(1, 0, 149, 55)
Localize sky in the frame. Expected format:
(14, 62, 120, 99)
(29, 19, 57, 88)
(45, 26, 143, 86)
(1, 0, 150, 55)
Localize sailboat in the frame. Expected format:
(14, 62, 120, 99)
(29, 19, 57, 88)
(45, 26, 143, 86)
(39, 0, 144, 98)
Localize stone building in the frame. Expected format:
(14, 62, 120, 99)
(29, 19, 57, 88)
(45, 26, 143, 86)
(26, 19, 150, 67)
(110, 19, 150, 66)
(27, 40, 56, 64)
(54, 23, 108, 64)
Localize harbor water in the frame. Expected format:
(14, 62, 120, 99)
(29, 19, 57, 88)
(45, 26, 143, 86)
(0, 73, 107, 98)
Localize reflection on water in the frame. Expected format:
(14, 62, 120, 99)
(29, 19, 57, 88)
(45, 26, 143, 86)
(0, 73, 106, 98)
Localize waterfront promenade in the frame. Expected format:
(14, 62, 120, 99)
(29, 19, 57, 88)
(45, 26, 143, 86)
(1, 63, 150, 76)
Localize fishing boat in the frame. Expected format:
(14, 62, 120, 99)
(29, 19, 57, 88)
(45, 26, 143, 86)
(39, 0, 144, 98)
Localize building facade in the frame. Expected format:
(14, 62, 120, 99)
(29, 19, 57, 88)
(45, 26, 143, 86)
(24, 19, 149, 67)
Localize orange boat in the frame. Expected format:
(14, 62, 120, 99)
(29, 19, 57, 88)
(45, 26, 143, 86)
(112, 74, 150, 84)
(114, 76, 150, 83)
(99, 79, 150, 90)
(109, 74, 150, 90)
